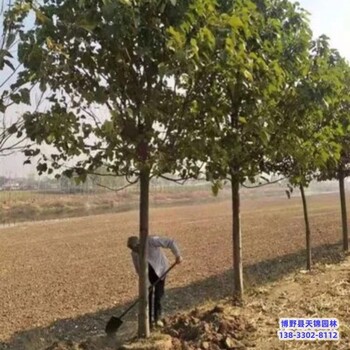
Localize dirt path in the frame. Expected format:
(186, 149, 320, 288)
(0, 193, 346, 348)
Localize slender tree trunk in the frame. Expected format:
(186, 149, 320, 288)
(231, 175, 243, 300)
(300, 184, 311, 270)
(339, 166, 349, 252)
(138, 167, 150, 338)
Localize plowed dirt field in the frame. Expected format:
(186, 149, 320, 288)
(0, 192, 346, 349)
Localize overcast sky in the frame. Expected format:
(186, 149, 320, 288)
(297, 0, 350, 59)
(1, 0, 350, 178)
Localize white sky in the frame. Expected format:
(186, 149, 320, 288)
(296, 0, 350, 60)
(1, 0, 350, 177)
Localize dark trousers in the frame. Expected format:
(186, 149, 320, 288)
(148, 264, 165, 326)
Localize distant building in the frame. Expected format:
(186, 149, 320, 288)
(2, 181, 21, 191)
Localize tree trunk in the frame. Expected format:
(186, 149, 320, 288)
(138, 167, 150, 338)
(339, 166, 349, 251)
(231, 177, 243, 300)
(300, 184, 311, 270)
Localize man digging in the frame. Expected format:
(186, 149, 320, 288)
(127, 235, 183, 329)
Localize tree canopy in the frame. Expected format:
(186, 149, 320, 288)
(10, 0, 218, 337)
(8, 0, 350, 338)
(166, 0, 314, 296)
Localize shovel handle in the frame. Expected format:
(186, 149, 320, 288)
(118, 262, 177, 320)
(118, 298, 140, 319)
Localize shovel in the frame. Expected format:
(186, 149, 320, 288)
(105, 262, 177, 335)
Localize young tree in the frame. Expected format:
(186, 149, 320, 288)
(267, 37, 345, 269)
(12, 0, 212, 337)
(317, 62, 350, 252)
(168, 0, 312, 298)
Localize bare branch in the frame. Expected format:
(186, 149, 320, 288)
(86, 170, 122, 177)
(0, 147, 23, 156)
(241, 177, 286, 189)
(93, 178, 139, 192)
(34, 88, 45, 112)
(81, 106, 102, 127)
(126, 173, 138, 184)
(159, 174, 189, 185)
(0, 62, 22, 89)
(0, 141, 32, 156)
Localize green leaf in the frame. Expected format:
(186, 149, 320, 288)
(229, 16, 243, 28)
(47, 134, 56, 144)
(238, 116, 247, 124)
(211, 181, 223, 197)
(20, 88, 31, 105)
(167, 26, 184, 49)
(11, 93, 21, 104)
(6, 33, 16, 48)
(170, 0, 177, 5)
(0, 101, 5, 113)
(7, 123, 17, 134)
(4, 59, 15, 71)
(243, 70, 253, 82)
(259, 129, 270, 146)
(77, 20, 98, 33)
(63, 169, 74, 178)
(39, 80, 46, 92)
(37, 163, 48, 174)
(35, 10, 50, 24)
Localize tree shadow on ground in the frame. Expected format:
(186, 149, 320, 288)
(0, 241, 345, 350)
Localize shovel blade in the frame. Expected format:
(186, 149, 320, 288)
(105, 316, 123, 335)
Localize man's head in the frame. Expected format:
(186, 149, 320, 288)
(127, 236, 139, 252)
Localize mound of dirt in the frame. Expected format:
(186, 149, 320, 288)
(163, 304, 257, 350)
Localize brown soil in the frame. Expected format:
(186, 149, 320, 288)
(162, 256, 350, 350)
(0, 192, 347, 349)
(37, 256, 350, 349)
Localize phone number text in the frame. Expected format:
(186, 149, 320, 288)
(278, 330, 339, 341)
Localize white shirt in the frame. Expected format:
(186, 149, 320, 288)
(131, 236, 181, 279)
